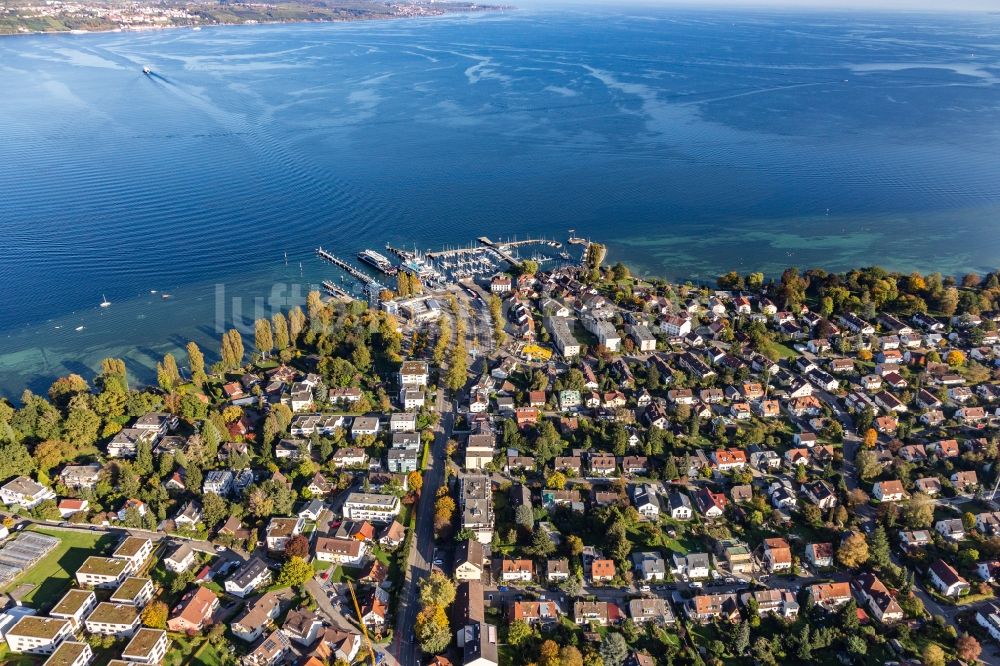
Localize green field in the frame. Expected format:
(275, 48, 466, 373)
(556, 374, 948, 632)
(192, 641, 227, 666)
(0, 643, 42, 666)
(1, 526, 115, 609)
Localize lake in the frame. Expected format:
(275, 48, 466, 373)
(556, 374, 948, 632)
(1, 6, 999, 395)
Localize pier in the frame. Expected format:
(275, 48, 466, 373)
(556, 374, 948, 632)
(321, 280, 355, 303)
(315, 247, 387, 305)
(475, 237, 521, 267)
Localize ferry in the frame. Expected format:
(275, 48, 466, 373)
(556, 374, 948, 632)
(357, 249, 398, 276)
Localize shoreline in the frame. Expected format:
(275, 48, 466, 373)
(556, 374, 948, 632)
(0, 3, 509, 39)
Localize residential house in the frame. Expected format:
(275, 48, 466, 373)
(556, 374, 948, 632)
(900, 530, 933, 549)
(632, 551, 666, 582)
(342, 493, 401, 524)
(762, 538, 792, 573)
(510, 601, 559, 627)
(501, 559, 534, 583)
(0, 476, 55, 509)
(667, 492, 693, 520)
(741, 589, 799, 619)
(243, 629, 290, 666)
(546, 559, 570, 583)
(225, 558, 273, 598)
(455, 540, 485, 582)
(281, 609, 323, 646)
(808, 582, 852, 609)
(573, 601, 620, 627)
(590, 559, 616, 583)
(805, 543, 834, 569)
(687, 594, 739, 623)
(935, 518, 965, 542)
(873, 480, 907, 502)
(952, 471, 979, 493)
(167, 586, 218, 633)
(628, 598, 674, 625)
(110, 577, 155, 608)
(232, 592, 281, 642)
(929, 559, 970, 597)
(691, 487, 727, 518)
(853, 572, 903, 623)
(802, 480, 837, 509)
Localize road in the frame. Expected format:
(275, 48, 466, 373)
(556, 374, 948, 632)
(306, 578, 359, 633)
(390, 387, 453, 666)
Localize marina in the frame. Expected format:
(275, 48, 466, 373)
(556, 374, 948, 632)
(316, 233, 580, 304)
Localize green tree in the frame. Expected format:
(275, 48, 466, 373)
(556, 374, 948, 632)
(220, 329, 244, 370)
(63, 405, 101, 448)
(869, 526, 890, 569)
(507, 619, 533, 647)
(415, 604, 450, 654)
(140, 600, 169, 629)
(275, 556, 313, 588)
(254, 318, 274, 358)
(529, 526, 556, 557)
(445, 343, 467, 391)
(288, 306, 306, 345)
(272, 312, 290, 351)
(606, 521, 631, 563)
(902, 492, 935, 529)
(732, 621, 751, 655)
(0, 440, 34, 479)
(418, 571, 456, 608)
(156, 353, 180, 391)
(599, 632, 628, 666)
(47, 374, 89, 408)
(922, 644, 945, 666)
(837, 531, 869, 569)
(201, 492, 227, 529)
(187, 341, 207, 386)
(515, 504, 534, 532)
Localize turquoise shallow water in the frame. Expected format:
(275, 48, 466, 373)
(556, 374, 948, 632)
(1, 7, 999, 395)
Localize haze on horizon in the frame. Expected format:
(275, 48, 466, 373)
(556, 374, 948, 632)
(519, 0, 999, 12)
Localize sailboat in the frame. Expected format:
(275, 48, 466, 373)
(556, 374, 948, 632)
(100, 295, 111, 308)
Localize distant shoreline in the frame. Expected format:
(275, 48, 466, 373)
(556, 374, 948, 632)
(0, 3, 508, 38)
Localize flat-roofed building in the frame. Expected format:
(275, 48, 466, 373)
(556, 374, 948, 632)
(84, 602, 139, 638)
(342, 493, 400, 524)
(75, 556, 130, 589)
(6, 616, 73, 654)
(42, 641, 92, 666)
(112, 536, 153, 573)
(110, 577, 155, 608)
(460, 475, 494, 545)
(49, 589, 97, 631)
(121, 628, 169, 665)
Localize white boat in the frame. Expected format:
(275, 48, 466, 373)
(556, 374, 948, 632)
(74, 325, 85, 331)
(143, 66, 152, 75)
(100, 294, 111, 308)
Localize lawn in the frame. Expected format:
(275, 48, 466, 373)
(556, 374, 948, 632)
(0, 643, 42, 666)
(192, 640, 227, 666)
(2, 527, 115, 610)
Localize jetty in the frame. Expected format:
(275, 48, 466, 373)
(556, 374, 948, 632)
(315, 247, 387, 305)
(475, 237, 520, 267)
(321, 280, 355, 302)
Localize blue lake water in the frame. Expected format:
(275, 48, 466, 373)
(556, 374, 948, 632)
(1, 6, 1000, 396)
